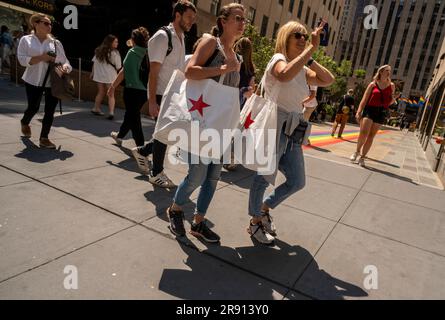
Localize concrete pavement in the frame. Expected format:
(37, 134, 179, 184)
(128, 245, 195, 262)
(1, 76, 445, 300)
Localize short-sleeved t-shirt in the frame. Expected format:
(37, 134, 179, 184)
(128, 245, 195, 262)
(264, 53, 310, 114)
(148, 24, 186, 96)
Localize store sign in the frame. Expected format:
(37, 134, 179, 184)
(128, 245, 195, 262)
(2, 0, 56, 14)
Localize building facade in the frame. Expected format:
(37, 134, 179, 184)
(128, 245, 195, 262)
(338, 0, 445, 100)
(191, 0, 344, 57)
(418, 36, 445, 184)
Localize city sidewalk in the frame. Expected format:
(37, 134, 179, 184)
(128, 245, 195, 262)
(1, 76, 445, 300)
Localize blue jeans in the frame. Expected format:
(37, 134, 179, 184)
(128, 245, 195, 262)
(249, 131, 306, 217)
(174, 161, 223, 216)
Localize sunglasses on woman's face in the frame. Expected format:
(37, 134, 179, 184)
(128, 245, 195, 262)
(293, 32, 309, 41)
(39, 21, 52, 27)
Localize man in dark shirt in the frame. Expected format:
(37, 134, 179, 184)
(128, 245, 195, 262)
(332, 89, 355, 138)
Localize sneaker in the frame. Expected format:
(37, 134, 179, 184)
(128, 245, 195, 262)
(358, 156, 365, 167)
(107, 114, 114, 120)
(247, 222, 275, 245)
(190, 220, 221, 243)
(261, 212, 277, 237)
(166, 206, 186, 237)
(110, 132, 123, 146)
(39, 138, 56, 149)
(21, 124, 31, 138)
(350, 152, 359, 162)
(149, 171, 176, 188)
(91, 110, 104, 116)
(131, 147, 151, 174)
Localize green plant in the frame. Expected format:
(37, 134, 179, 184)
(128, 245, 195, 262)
(243, 24, 275, 82)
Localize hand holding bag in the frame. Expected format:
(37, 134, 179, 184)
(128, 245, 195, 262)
(50, 40, 75, 101)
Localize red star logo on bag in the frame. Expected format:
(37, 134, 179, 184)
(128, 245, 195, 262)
(189, 95, 211, 117)
(244, 112, 255, 129)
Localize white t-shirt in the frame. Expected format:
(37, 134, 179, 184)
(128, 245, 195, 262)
(17, 34, 72, 87)
(92, 50, 122, 84)
(148, 24, 185, 96)
(264, 53, 310, 114)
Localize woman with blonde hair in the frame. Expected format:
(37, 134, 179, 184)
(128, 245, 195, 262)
(350, 65, 400, 167)
(248, 20, 335, 244)
(17, 13, 72, 149)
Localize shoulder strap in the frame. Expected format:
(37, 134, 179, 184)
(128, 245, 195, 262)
(160, 26, 173, 57)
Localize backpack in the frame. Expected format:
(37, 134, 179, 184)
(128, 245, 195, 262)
(122, 26, 173, 88)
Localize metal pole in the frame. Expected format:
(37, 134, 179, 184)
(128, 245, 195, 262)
(75, 57, 82, 102)
(15, 55, 19, 87)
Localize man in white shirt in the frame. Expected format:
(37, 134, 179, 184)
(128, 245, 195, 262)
(132, 0, 197, 188)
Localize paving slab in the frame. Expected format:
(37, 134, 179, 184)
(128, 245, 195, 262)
(0, 137, 130, 179)
(0, 225, 290, 300)
(0, 166, 31, 187)
(295, 224, 445, 299)
(304, 156, 371, 189)
(42, 165, 176, 223)
(144, 187, 336, 289)
(363, 173, 445, 213)
(0, 181, 133, 282)
(341, 191, 445, 256)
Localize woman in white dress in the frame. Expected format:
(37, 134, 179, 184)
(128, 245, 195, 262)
(91, 35, 121, 120)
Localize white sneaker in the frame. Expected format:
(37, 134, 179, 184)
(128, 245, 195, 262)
(148, 171, 176, 188)
(261, 212, 277, 236)
(131, 147, 151, 174)
(110, 132, 123, 146)
(358, 157, 366, 167)
(350, 152, 359, 162)
(248, 222, 275, 245)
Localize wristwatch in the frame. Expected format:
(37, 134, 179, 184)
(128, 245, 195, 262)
(307, 58, 314, 67)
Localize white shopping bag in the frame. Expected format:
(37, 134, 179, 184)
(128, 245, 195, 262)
(234, 81, 278, 175)
(154, 69, 240, 161)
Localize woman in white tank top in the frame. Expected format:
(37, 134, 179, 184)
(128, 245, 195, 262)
(248, 20, 335, 245)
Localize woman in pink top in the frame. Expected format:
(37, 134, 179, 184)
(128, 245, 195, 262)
(351, 65, 400, 167)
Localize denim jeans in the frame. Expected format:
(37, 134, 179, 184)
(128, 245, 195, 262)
(249, 130, 306, 217)
(174, 159, 223, 216)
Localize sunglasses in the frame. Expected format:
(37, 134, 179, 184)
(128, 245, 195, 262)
(38, 21, 52, 27)
(293, 32, 309, 41)
(225, 15, 248, 24)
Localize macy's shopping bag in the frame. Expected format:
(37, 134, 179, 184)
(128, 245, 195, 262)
(154, 69, 240, 160)
(235, 84, 278, 176)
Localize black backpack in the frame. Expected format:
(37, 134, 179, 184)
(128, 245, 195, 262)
(120, 27, 173, 88)
(138, 26, 173, 88)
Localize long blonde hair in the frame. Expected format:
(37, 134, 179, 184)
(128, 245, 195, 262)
(373, 65, 392, 82)
(275, 21, 308, 61)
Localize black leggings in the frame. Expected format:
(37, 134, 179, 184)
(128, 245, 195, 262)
(139, 95, 167, 176)
(117, 88, 147, 147)
(21, 83, 59, 139)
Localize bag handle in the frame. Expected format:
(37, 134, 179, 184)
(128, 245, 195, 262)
(215, 37, 227, 85)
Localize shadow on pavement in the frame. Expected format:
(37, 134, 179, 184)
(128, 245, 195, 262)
(366, 157, 401, 169)
(159, 239, 368, 300)
(15, 138, 74, 163)
(365, 165, 419, 185)
(50, 111, 155, 139)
